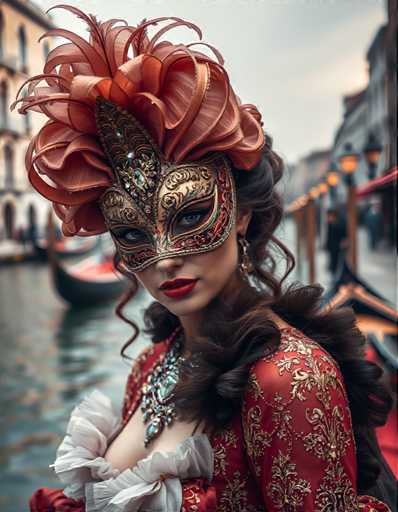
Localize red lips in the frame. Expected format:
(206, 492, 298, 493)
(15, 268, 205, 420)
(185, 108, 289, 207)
(159, 278, 198, 299)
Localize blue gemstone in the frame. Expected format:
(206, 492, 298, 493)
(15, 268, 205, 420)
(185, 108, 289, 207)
(134, 169, 145, 186)
(157, 373, 177, 402)
(146, 419, 161, 439)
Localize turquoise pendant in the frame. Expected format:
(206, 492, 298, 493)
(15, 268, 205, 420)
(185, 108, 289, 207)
(157, 372, 178, 403)
(140, 337, 184, 448)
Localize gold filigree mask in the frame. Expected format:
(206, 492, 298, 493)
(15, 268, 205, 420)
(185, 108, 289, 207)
(96, 98, 236, 272)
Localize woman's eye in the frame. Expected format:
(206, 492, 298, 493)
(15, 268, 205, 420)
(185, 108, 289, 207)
(114, 229, 147, 244)
(177, 210, 207, 228)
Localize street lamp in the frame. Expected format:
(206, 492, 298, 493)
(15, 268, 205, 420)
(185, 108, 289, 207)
(339, 142, 360, 184)
(318, 182, 328, 195)
(338, 142, 360, 271)
(326, 161, 340, 203)
(363, 133, 382, 180)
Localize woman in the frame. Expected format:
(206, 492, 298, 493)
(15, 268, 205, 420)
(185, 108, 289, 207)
(14, 6, 395, 511)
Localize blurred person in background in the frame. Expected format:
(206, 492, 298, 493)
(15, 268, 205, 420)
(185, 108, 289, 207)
(325, 208, 347, 276)
(365, 201, 383, 250)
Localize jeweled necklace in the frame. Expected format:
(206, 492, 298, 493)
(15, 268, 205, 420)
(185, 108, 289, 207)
(140, 334, 185, 447)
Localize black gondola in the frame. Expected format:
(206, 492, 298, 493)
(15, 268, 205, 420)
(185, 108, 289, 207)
(45, 215, 129, 306)
(323, 258, 398, 355)
(49, 253, 129, 306)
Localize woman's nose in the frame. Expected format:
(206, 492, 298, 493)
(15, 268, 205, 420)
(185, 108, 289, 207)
(155, 255, 184, 276)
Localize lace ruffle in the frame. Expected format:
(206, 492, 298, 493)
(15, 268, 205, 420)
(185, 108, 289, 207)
(51, 390, 123, 500)
(85, 434, 213, 512)
(51, 390, 214, 511)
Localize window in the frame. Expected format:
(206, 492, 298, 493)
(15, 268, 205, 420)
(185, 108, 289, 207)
(18, 25, 27, 71)
(0, 11, 4, 59)
(28, 204, 37, 227)
(0, 80, 7, 127)
(3, 202, 15, 239)
(4, 144, 14, 189)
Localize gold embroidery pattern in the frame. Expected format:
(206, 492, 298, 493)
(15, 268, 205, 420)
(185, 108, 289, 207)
(288, 354, 342, 408)
(302, 405, 351, 462)
(242, 327, 359, 512)
(244, 405, 272, 475)
(276, 332, 318, 356)
(214, 427, 239, 477)
(218, 470, 258, 512)
(181, 483, 201, 512)
(269, 394, 293, 443)
(248, 372, 265, 401)
(222, 428, 238, 448)
(276, 355, 301, 373)
(314, 461, 358, 512)
(266, 450, 311, 510)
(214, 444, 227, 477)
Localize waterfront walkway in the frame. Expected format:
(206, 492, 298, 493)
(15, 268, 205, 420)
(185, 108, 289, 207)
(279, 220, 396, 305)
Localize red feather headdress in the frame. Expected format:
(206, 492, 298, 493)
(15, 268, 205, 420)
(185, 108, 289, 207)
(12, 5, 265, 236)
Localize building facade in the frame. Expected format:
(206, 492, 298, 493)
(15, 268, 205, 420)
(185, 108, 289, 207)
(287, 149, 330, 202)
(366, 25, 389, 175)
(331, 20, 393, 184)
(331, 89, 369, 195)
(0, 0, 53, 241)
(385, 0, 397, 169)
(328, 16, 396, 205)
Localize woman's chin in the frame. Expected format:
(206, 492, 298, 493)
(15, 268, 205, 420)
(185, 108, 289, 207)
(161, 294, 211, 317)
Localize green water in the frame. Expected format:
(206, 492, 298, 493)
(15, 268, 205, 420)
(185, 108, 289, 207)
(0, 262, 151, 512)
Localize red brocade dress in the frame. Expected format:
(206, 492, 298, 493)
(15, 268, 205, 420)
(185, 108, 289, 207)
(30, 327, 391, 511)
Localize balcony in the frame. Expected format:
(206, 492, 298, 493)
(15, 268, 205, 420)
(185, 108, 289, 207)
(0, 54, 18, 75)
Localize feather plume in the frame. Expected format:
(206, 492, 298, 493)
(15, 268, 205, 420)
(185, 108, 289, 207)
(13, 5, 265, 236)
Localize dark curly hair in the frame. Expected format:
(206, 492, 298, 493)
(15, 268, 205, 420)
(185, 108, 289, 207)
(113, 135, 395, 502)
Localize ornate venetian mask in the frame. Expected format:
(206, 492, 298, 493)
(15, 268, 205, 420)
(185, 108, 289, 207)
(96, 98, 236, 272)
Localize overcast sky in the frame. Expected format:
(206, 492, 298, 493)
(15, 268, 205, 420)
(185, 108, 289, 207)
(34, 0, 386, 164)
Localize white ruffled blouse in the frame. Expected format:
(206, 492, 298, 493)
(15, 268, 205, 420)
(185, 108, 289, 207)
(50, 390, 214, 512)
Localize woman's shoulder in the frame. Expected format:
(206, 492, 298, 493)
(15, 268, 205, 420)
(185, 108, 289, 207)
(123, 343, 158, 397)
(122, 331, 177, 418)
(126, 330, 176, 383)
(130, 341, 165, 374)
(245, 326, 346, 404)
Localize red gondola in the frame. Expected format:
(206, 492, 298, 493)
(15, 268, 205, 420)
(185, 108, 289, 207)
(324, 259, 398, 479)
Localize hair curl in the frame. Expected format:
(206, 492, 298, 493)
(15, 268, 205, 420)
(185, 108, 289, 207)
(114, 135, 394, 501)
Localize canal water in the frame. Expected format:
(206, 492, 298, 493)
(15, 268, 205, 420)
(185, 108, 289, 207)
(0, 261, 152, 512)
